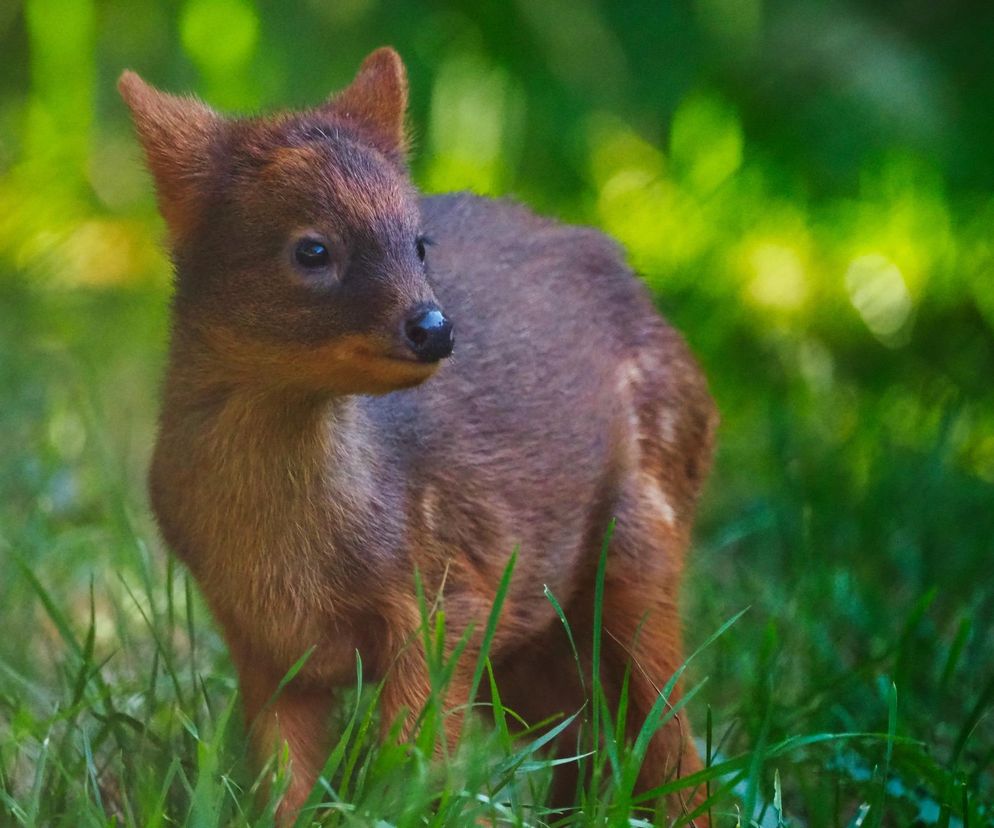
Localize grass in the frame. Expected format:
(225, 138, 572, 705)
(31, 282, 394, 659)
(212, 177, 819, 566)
(0, 278, 991, 827)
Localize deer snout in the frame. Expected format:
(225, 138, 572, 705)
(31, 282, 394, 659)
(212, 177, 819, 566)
(403, 303, 454, 363)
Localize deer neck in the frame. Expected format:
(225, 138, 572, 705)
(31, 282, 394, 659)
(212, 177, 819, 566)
(150, 333, 383, 590)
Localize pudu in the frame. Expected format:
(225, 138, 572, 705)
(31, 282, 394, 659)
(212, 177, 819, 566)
(120, 47, 717, 822)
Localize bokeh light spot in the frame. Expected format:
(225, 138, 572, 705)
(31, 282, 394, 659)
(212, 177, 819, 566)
(845, 254, 913, 340)
(587, 113, 665, 188)
(670, 93, 743, 195)
(745, 242, 808, 311)
(424, 55, 520, 195)
(63, 220, 140, 286)
(181, 0, 258, 75)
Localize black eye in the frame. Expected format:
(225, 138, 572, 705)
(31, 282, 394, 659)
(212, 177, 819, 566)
(415, 235, 430, 262)
(295, 239, 330, 269)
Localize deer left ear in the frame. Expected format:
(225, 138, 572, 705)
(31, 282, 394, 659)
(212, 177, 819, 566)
(118, 71, 222, 244)
(327, 47, 408, 163)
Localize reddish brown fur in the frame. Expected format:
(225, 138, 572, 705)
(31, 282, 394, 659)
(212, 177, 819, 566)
(122, 47, 717, 824)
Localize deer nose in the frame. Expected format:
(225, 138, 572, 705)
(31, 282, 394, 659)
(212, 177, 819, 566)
(403, 304, 454, 363)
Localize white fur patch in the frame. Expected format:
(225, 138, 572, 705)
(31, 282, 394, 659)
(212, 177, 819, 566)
(617, 359, 643, 435)
(421, 485, 439, 535)
(642, 472, 676, 527)
(658, 407, 677, 445)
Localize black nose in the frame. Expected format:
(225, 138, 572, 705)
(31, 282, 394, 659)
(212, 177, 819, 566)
(403, 305, 454, 363)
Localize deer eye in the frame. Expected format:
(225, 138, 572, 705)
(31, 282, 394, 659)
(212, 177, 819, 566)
(415, 235, 431, 262)
(295, 239, 330, 269)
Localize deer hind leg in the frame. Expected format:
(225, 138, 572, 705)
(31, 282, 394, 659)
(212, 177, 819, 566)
(601, 579, 709, 823)
(598, 349, 716, 823)
(493, 572, 706, 821)
(600, 502, 710, 826)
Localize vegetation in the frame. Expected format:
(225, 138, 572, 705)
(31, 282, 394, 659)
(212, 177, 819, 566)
(1, 0, 991, 824)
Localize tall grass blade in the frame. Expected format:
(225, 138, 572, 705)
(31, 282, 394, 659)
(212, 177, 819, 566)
(870, 680, 898, 828)
(543, 585, 585, 695)
(187, 691, 238, 828)
(846, 802, 871, 827)
(939, 618, 972, 691)
(118, 573, 186, 709)
(264, 646, 316, 712)
(589, 519, 615, 801)
(951, 668, 994, 765)
(466, 548, 517, 724)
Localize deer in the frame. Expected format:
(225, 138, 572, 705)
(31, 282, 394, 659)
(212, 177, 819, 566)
(119, 46, 717, 824)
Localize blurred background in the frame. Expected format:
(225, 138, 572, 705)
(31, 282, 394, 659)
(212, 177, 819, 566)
(1, 0, 992, 822)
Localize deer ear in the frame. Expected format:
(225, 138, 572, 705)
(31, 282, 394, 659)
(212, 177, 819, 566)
(328, 47, 408, 162)
(118, 71, 221, 242)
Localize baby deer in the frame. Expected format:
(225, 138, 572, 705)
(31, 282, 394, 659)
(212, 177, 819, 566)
(121, 47, 717, 823)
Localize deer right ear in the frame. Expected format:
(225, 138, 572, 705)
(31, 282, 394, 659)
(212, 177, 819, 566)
(326, 47, 409, 164)
(118, 71, 221, 243)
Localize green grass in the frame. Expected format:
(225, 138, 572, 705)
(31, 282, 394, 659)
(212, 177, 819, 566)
(0, 278, 991, 827)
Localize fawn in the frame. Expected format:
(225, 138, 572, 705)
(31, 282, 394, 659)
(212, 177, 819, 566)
(120, 47, 717, 823)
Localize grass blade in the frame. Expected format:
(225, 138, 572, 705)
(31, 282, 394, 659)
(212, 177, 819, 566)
(465, 548, 518, 726)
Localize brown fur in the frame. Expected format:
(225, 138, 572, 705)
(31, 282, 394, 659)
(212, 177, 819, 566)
(122, 47, 718, 824)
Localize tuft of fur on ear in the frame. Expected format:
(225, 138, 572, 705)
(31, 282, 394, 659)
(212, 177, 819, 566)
(118, 71, 221, 243)
(327, 47, 409, 163)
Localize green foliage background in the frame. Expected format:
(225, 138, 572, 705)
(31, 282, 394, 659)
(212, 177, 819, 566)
(0, 0, 992, 824)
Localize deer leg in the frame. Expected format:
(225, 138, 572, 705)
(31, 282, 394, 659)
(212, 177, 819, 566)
(378, 627, 477, 757)
(237, 663, 335, 824)
(599, 567, 710, 826)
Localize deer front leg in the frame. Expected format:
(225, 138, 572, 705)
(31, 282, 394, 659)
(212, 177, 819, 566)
(237, 663, 335, 824)
(378, 622, 478, 759)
